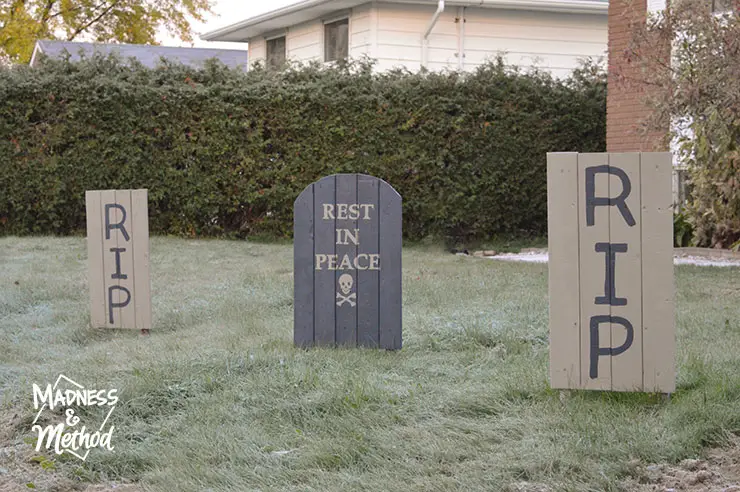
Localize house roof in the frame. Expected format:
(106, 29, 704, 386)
(202, 0, 609, 42)
(30, 40, 249, 70)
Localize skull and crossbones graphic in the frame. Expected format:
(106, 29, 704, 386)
(336, 274, 356, 307)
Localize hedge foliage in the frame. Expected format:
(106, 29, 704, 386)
(0, 55, 606, 240)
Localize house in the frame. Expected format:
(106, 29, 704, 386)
(607, 0, 734, 153)
(606, 0, 733, 204)
(29, 40, 248, 70)
(201, 0, 608, 78)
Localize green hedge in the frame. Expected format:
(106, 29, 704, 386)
(0, 56, 606, 240)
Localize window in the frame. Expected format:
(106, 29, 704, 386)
(324, 18, 349, 62)
(266, 36, 286, 69)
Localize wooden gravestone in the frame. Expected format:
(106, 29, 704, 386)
(547, 153, 675, 393)
(294, 174, 402, 349)
(86, 189, 152, 330)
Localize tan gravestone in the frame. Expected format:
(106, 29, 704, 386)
(547, 153, 675, 393)
(86, 189, 151, 330)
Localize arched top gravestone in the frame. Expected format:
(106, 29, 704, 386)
(294, 174, 402, 349)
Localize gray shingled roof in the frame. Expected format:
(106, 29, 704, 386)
(31, 40, 248, 70)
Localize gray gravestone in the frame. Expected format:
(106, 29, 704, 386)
(294, 174, 402, 349)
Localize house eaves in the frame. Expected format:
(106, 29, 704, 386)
(201, 0, 608, 42)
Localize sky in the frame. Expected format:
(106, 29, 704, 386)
(158, 0, 299, 50)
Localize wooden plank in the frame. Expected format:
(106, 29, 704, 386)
(294, 184, 315, 347)
(115, 190, 137, 329)
(100, 190, 120, 328)
(379, 180, 402, 350)
(578, 153, 611, 390)
(357, 175, 380, 347)
(608, 153, 643, 391)
(546, 153, 581, 389)
(86, 191, 106, 328)
(640, 152, 676, 393)
(131, 189, 152, 331)
(313, 176, 336, 346)
(334, 174, 358, 347)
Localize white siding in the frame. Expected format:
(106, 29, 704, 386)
(287, 19, 323, 62)
(648, 0, 667, 13)
(248, 9, 372, 67)
(375, 3, 457, 72)
(246, 19, 323, 67)
(249, 38, 266, 65)
(351, 3, 373, 58)
(373, 3, 606, 76)
(245, 3, 606, 77)
(463, 7, 606, 78)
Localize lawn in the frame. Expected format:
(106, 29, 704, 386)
(0, 237, 739, 491)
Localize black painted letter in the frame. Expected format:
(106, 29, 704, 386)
(589, 315, 634, 379)
(105, 204, 130, 241)
(109, 247, 128, 279)
(585, 166, 636, 227)
(108, 286, 131, 324)
(594, 242, 627, 306)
